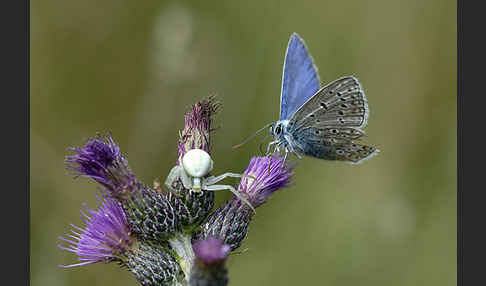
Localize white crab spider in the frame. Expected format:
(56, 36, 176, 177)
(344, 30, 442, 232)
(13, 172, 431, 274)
(165, 148, 256, 212)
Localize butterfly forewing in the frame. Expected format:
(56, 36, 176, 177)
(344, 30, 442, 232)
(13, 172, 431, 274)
(280, 33, 321, 121)
(288, 76, 369, 130)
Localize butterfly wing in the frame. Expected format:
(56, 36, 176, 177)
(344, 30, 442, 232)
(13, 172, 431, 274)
(279, 33, 321, 120)
(291, 127, 378, 163)
(289, 76, 368, 129)
(287, 76, 379, 163)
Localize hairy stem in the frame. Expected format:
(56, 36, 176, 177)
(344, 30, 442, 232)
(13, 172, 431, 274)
(169, 232, 195, 284)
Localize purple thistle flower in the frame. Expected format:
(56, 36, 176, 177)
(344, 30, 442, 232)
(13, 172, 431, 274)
(237, 155, 294, 207)
(193, 237, 230, 265)
(177, 96, 221, 159)
(58, 192, 133, 268)
(66, 135, 140, 199)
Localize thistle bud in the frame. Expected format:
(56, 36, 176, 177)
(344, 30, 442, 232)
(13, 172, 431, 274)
(126, 241, 182, 286)
(189, 238, 230, 286)
(178, 96, 221, 157)
(123, 186, 180, 242)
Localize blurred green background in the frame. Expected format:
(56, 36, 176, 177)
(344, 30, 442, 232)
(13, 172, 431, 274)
(30, 0, 456, 285)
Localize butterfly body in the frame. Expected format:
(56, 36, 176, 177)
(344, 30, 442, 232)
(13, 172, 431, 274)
(269, 120, 298, 154)
(267, 33, 379, 163)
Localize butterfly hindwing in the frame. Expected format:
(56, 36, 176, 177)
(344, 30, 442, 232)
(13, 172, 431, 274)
(280, 33, 321, 120)
(290, 126, 378, 163)
(288, 76, 369, 130)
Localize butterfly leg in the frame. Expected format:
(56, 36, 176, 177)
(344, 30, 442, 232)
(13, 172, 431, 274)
(264, 141, 276, 174)
(266, 141, 279, 155)
(287, 145, 302, 160)
(282, 149, 289, 166)
(294, 152, 302, 159)
(267, 145, 276, 174)
(267, 142, 285, 173)
(282, 136, 302, 161)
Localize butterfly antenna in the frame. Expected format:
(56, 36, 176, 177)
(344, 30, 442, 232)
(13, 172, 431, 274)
(232, 123, 273, 149)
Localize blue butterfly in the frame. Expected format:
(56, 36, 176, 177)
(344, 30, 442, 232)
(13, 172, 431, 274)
(265, 33, 379, 163)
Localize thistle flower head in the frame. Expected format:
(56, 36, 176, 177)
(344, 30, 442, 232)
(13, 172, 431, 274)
(66, 134, 138, 198)
(237, 155, 294, 207)
(178, 96, 221, 159)
(193, 237, 230, 265)
(58, 192, 132, 268)
(126, 242, 182, 286)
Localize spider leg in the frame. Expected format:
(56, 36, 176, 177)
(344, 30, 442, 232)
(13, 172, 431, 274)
(165, 165, 182, 192)
(179, 168, 194, 191)
(205, 173, 255, 185)
(204, 184, 255, 213)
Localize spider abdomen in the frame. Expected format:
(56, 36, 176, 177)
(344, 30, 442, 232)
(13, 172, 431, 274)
(182, 149, 213, 178)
